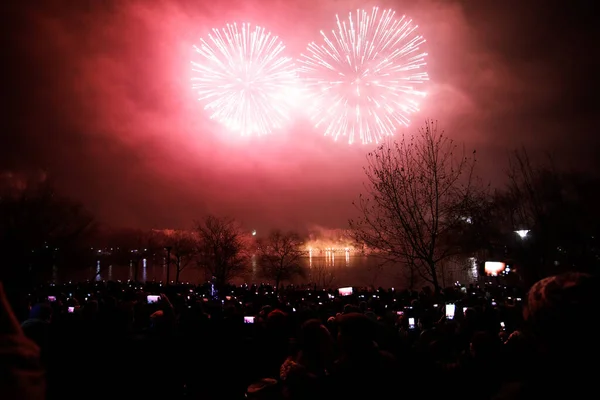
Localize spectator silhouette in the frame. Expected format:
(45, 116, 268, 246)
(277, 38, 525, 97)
(280, 319, 334, 400)
(329, 313, 397, 398)
(21, 303, 52, 360)
(0, 282, 46, 400)
(494, 272, 600, 399)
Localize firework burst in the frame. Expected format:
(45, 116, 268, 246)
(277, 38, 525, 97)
(298, 7, 429, 144)
(191, 23, 297, 136)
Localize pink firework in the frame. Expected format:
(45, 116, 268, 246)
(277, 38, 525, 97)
(191, 23, 298, 137)
(298, 7, 429, 144)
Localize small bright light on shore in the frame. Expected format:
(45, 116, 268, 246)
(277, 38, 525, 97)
(251, 230, 257, 236)
(515, 230, 530, 239)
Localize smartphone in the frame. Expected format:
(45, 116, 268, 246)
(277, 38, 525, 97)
(244, 316, 255, 324)
(445, 303, 456, 320)
(47, 296, 56, 302)
(463, 307, 468, 313)
(500, 321, 505, 330)
(147, 295, 160, 304)
(68, 306, 75, 313)
(408, 317, 415, 329)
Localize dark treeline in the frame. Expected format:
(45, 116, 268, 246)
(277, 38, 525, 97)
(1, 122, 599, 296)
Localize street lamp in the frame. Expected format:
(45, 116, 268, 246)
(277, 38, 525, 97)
(514, 230, 530, 239)
(164, 246, 172, 284)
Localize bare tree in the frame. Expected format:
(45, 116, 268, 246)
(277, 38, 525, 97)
(0, 171, 95, 285)
(258, 230, 306, 293)
(350, 121, 479, 292)
(162, 230, 197, 284)
(502, 149, 600, 284)
(194, 216, 250, 288)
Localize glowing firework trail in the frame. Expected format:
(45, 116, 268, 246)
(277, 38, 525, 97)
(298, 8, 429, 144)
(192, 23, 297, 136)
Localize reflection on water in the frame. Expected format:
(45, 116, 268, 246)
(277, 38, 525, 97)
(310, 249, 351, 268)
(95, 260, 101, 282)
(60, 255, 394, 287)
(142, 258, 147, 282)
(56, 253, 477, 289)
(251, 255, 257, 274)
(468, 257, 478, 281)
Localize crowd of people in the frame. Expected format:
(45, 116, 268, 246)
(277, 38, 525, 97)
(1, 272, 598, 400)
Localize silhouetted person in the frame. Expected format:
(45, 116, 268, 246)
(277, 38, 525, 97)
(0, 282, 46, 399)
(280, 319, 334, 400)
(329, 313, 397, 398)
(494, 273, 600, 399)
(21, 303, 52, 359)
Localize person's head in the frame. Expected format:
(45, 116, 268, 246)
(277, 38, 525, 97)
(359, 301, 368, 312)
(419, 314, 433, 330)
(364, 311, 377, 322)
(525, 272, 598, 357)
(260, 305, 273, 317)
(149, 310, 165, 330)
(336, 313, 376, 354)
(299, 319, 334, 360)
(267, 309, 287, 329)
(343, 304, 358, 314)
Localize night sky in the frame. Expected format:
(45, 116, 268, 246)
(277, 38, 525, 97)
(3, 0, 598, 233)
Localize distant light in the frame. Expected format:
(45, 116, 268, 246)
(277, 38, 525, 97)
(485, 261, 506, 276)
(252, 230, 257, 236)
(515, 229, 530, 239)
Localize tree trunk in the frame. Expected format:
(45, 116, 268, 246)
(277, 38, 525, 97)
(175, 258, 181, 284)
(408, 265, 416, 290)
(274, 277, 280, 296)
(165, 257, 171, 284)
(440, 264, 446, 288)
(214, 277, 227, 298)
(430, 263, 441, 293)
